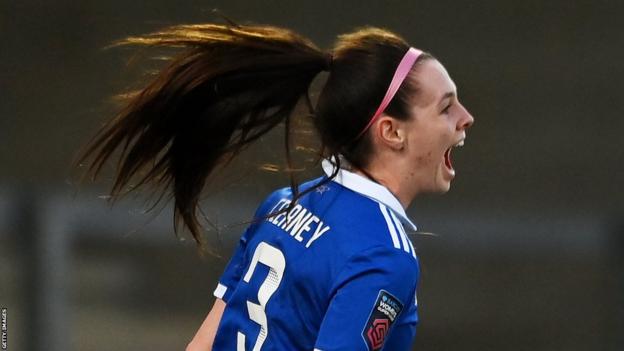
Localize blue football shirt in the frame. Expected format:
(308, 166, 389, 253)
(211, 160, 420, 351)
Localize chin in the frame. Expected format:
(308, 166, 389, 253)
(436, 186, 451, 194)
(420, 182, 451, 195)
(434, 181, 452, 194)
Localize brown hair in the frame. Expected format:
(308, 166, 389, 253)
(74, 22, 432, 248)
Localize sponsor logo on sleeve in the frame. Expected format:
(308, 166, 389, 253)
(362, 290, 404, 350)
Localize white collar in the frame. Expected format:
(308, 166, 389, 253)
(321, 158, 417, 231)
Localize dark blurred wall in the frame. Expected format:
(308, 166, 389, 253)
(2, 1, 623, 350)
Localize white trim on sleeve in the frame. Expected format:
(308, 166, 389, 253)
(213, 283, 228, 299)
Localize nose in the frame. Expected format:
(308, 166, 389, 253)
(457, 104, 474, 131)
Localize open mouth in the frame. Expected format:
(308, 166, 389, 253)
(444, 139, 465, 172)
(444, 148, 453, 170)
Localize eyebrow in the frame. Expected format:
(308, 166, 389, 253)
(439, 92, 456, 102)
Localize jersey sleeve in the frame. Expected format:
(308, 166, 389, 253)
(314, 245, 419, 351)
(213, 190, 283, 302)
(212, 225, 252, 302)
(379, 299, 419, 351)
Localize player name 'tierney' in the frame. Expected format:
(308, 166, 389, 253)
(266, 199, 331, 248)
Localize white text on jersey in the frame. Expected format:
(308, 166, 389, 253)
(266, 199, 330, 248)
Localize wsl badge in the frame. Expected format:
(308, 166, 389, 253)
(362, 290, 404, 350)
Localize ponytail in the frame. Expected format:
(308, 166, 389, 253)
(75, 23, 329, 247)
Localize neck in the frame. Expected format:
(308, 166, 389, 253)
(352, 164, 413, 209)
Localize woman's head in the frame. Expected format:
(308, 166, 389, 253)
(361, 58, 474, 206)
(317, 27, 473, 204)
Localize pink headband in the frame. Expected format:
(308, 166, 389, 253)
(355, 47, 423, 140)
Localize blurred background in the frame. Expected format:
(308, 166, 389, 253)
(1, 0, 623, 350)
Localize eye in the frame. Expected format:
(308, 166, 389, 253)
(441, 104, 451, 114)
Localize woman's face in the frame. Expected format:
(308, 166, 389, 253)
(400, 59, 474, 195)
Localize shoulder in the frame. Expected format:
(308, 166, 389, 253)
(341, 244, 419, 277)
(317, 188, 416, 257)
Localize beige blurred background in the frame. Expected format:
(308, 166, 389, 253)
(1, 0, 623, 350)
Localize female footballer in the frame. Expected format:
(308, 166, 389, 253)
(77, 22, 473, 351)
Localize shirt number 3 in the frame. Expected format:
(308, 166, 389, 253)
(237, 242, 286, 351)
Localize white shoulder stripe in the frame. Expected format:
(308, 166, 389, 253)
(379, 203, 401, 249)
(389, 210, 411, 254)
(407, 237, 417, 258)
(390, 210, 417, 258)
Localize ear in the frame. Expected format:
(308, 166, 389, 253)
(373, 115, 405, 151)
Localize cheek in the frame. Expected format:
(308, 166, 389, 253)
(404, 120, 449, 167)
(408, 139, 436, 167)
